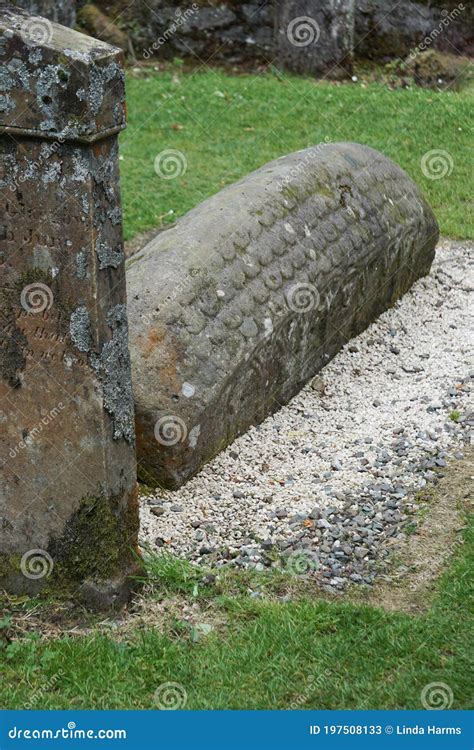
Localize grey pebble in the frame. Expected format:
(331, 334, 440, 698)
(150, 506, 166, 517)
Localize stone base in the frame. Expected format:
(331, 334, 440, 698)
(0, 485, 140, 610)
(0, 558, 142, 612)
(78, 565, 142, 612)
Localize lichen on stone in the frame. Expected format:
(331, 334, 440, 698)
(6, 57, 30, 89)
(70, 305, 92, 353)
(0, 94, 15, 114)
(96, 239, 124, 269)
(71, 152, 89, 182)
(91, 304, 135, 444)
(43, 161, 61, 183)
(28, 47, 43, 65)
(75, 249, 88, 280)
(108, 205, 122, 225)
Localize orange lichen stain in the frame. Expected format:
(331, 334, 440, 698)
(140, 328, 181, 392)
(143, 328, 162, 357)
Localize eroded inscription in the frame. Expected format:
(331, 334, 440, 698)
(0, 309, 89, 368)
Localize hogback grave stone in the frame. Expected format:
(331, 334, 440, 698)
(127, 142, 439, 490)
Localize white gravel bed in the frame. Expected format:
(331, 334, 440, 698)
(139, 239, 473, 588)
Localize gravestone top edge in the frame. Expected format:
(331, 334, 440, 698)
(0, 4, 126, 141)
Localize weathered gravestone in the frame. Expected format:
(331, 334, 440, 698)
(275, 0, 355, 78)
(0, 6, 138, 609)
(127, 142, 439, 489)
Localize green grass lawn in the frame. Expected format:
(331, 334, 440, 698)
(1, 518, 472, 710)
(120, 67, 473, 241)
(1, 69, 472, 712)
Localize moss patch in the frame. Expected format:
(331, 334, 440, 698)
(0, 554, 22, 582)
(0, 488, 140, 604)
(48, 489, 139, 586)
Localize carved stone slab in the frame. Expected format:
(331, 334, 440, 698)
(0, 6, 138, 608)
(127, 142, 439, 489)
